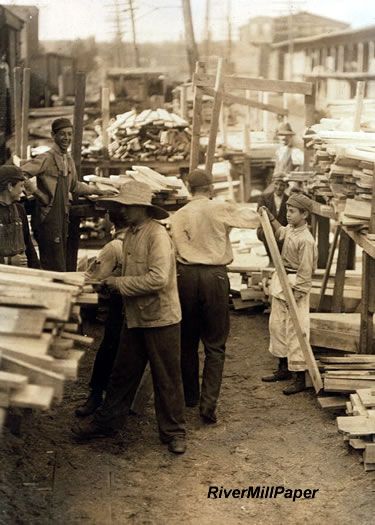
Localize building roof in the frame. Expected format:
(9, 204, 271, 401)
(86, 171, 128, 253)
(0, 4, 25, 30)
(273, 24, 375, 49)
(239, 10, 349, 31)
(106, 67, 168, 78)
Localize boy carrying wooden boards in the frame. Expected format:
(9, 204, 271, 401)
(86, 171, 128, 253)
(261, 193, 317, 395)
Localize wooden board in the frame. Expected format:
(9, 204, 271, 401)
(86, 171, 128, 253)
(349, 438, 367, 450)
(259, 210, 323, 392)
(0, 307, 46, 337)
(317, 396, 347, 409)
(357, 388, 375, 408)
(337, 415, 375, 436)
(61, 332, 94, 347)
(325, 377, 375, 393)
(320, 355, 375, 364)
(0, 408, 6, 432)
(50, 350, 85, 380)
(0, 371, 28, 390)
(364, 443, 375, 463)
(9, 384, 54, 410)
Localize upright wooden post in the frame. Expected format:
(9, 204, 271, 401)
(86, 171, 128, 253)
(317, 225, 339, 312)
(219, 104, 228, 148)
(205, 58, 224, 176)
(101, 86, 110, 177)
(359, 161, 375, 354)
(242, 90, 252, 202)
(20, 68, 30, 159)
(13, 67, 22, 158)
(182, 0, 199, 78)
(180, 84, 188, 120)
(67, 72, 86, 272)
(353, 81, 365, 132)
(331, 228, 350, 313)
(189, 62, 205, 173)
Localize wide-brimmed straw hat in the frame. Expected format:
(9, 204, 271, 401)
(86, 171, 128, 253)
(98, 181, 169, 220)
(277, 122, 295, 136)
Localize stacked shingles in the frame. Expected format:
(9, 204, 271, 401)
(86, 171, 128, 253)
(0, 265, 96, 434)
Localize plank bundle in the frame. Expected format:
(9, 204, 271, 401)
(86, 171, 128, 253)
(0, 265, 97, 435)
(320, 355, 375, 393)
(82, 108, 191, 163)
(305, 122, 375, 228)
(85, 165, 190, 207)
(335, 387, 375, 472)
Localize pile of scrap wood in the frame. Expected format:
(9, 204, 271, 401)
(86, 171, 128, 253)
(0, 265, 97, 435)
(320, 355, 375, 393)
(305, 121, 375, 229)
(82, 108, 191, 163)
(336, 387, 375, 472)
(84, 165, 190, 206)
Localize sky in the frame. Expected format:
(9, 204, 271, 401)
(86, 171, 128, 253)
(3, 0, 375, 42)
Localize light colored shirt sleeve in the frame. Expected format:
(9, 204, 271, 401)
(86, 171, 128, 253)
(22, 156, 50, 204)
(85, 241, 122, 281)
(114, 232, 173, 296)
(292, 148, 304, 167)
(217, 202, 260, 229)
(293, 239, 316, 294)
(275, 225, 288, 242)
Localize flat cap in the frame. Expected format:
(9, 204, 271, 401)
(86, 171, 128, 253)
(287, 193, 313, 213)
(52, 117, 73, 133)
(187, 168, 213, 189)
(272, 171, 288, 182)
(0, 165, 25, 192)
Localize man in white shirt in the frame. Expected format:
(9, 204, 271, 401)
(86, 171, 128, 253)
(274, 122, 304, 174)
(170, 169, 259, 423)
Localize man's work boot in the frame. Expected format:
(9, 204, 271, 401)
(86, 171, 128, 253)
(168, 436, 187, 455)
(283, 372, 306, 395)
(262, 358, 292, 382)
(71, 418, 118, 441)
(75, 391, 103, 418)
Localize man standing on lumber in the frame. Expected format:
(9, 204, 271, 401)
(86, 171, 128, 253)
(257, 171, 289, 266)
(21, 118, 113, 272)
(0, 165, 39, 268)
(169, 169, 259, 423)
(274, 122, 304, 174)
(262, 193, 317, 394)
(72, 181, 187, 454)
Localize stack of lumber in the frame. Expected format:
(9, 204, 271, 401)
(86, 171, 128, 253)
(82, 108, 190, 162)
(0, 265, 97, 435)
(85, 165, 190, 207)
(320, 355, 375, 393)
(336, 387, 375, 472)
(327, 99, 375, 126)
(305, 122, 375, 228)
(310, 312, 366, 353)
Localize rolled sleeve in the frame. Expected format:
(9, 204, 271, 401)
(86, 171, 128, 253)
(220, 203, 260, 229)
(114, 232, 173, 296)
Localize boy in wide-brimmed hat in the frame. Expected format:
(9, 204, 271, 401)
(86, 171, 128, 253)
(261, 192, 317, 395)
(72, 181, 186, 454)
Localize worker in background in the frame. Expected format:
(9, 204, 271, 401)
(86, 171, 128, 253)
(21, 118, 114, 272)
(261, 193, 317, 395)
(75, 208, 153, 418)
(169, 169, 259, 424)
(0, 165, 39, 268)
(257, 172, 289, 266)
(274, 122, 304, 174)
(72, 182, 186, 455)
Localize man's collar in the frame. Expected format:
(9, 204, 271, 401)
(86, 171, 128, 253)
(51, 143, 69, 156)
(291, 223, 308, 232)
(129, 218, 152, 234)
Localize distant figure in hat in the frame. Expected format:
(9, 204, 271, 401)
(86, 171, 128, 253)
(169, 168, 259, 424)
(261, 192, 317, 395)
(257, 171, 289, 266)
(72, 181, 187, 455)
(274, 122, 304, 174)
(0, 165, 39, 268)
(21, 118, 113, 272)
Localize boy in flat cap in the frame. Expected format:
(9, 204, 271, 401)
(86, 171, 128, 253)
(262, 193, 317, 394)
(0, 165, 39, 268)
(21, 118, 113, 272)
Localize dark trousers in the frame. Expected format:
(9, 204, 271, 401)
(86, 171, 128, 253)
(89, 293, 124, 393)
(177, 263, 230, 415)
(94, 323, 186, 442)
(37, 236, 67, 272)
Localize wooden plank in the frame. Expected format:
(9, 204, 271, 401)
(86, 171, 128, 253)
(0, 371, 28, 390)
(350, 393, 368, 416)
(337, 415, 375, 436)
(21, 68, 31, 159)
(310, 329, 359, 352)
(321, 356, 375, 364)
(0, 355, 65, 401)
(0, 307, 46, 337)
(50, 350, 84, 380)
(343, 226, 375, 260)
(194, 73, 313, 95)
(332, 229, 350, 313)
(0, 264, 85, 287)
(353, 81, 365, 132)
(60, 332, 94, 347)
(357, 388, 375, 408)
(359, 253, 375, 354)
(317, 225, 339, 311)
(259, 210, 323, 392)
(325, 377, 375, 393)
(232, 298, 264, 311)
(364, 443, 375, 464)
(13, 67, 22, 158)
(189, 62, 205, 173)
(201, 86, 288, 115)
(317, 396, 347, 409)
(349, 438, 367, 450)
(205, 59, 224, 176)
(9, 384, 54, 410)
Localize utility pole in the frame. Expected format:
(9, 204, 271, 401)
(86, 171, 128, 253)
(226, 0, 232, 65)
(181, 0, 199, 78)
(128, 0, 140, 67)
(113, 0, 124, 67)
(204, 0, 211, 60)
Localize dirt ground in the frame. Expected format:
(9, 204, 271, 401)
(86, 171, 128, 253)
(1, 311, 375, 525)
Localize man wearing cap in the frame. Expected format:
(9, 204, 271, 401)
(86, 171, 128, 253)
(274, 122, 304, 174)
(21, 118, 112, 272)
(72, 181, 187, 454)
(257, 171, 289, 265)
(261, 192, 317, 394)
(169, 169, 259, 423)
(0, 165, 39, 268)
